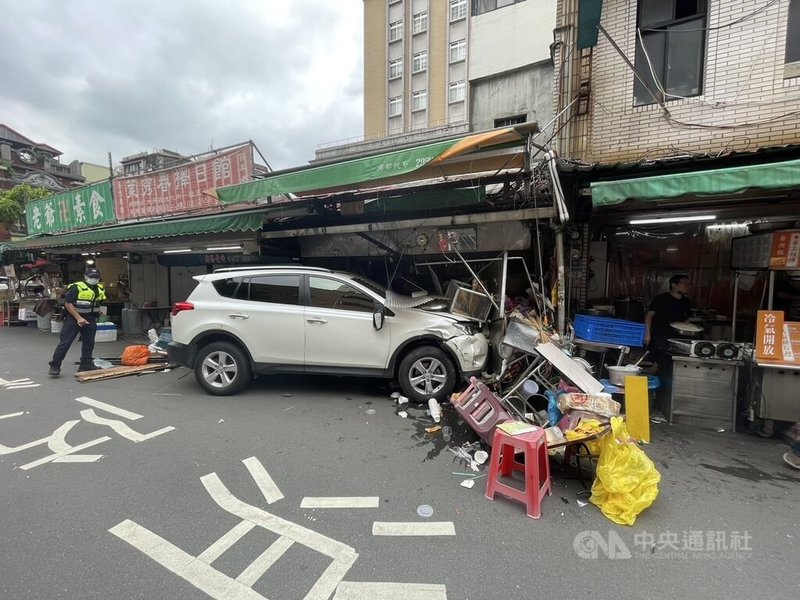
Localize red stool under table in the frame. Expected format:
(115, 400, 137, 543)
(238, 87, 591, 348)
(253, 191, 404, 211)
(484, 427, 552, 519)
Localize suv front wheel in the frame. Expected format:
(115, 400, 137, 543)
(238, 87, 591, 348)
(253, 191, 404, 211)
(398, 346, 456, 403)
(194, 341, 252, 396)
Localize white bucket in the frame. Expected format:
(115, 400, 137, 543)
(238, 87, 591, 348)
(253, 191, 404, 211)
(50, 318, 63, 334)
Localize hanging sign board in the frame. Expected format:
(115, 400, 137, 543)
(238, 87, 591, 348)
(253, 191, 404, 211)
(756, 310, 800, 364)
(769, 230, 800, 269)
(113, 145, 253, 221)
(25, 180, 115, 235)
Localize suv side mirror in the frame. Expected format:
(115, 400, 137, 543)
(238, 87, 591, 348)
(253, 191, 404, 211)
(373, 307, 385, 331)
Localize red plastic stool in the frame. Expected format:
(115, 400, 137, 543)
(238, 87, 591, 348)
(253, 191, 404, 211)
(484, 427, 552, 519)
(450, 377, 512, 445)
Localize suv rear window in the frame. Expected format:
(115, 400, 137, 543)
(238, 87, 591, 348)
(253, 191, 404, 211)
(248, 274, 301, 305)
(213, 277, 247, 299)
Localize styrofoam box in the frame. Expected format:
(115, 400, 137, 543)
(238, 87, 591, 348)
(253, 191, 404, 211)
(96, 323, 117, 342)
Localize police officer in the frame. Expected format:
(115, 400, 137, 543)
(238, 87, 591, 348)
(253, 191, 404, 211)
(48, 266, 107, 377)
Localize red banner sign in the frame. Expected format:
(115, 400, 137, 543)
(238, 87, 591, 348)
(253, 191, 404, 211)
(113, 145, 253, 221)
(769, 230, 800, 269)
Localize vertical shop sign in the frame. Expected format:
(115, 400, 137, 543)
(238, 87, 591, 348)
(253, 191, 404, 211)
(769, 230, 800, 269)
(113, 145, 253, 221)
(25, 180, 115, 235)
(756, 311, 784, 362)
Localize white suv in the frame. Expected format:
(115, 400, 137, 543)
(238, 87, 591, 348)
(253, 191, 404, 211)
(168, 266, 489, 401)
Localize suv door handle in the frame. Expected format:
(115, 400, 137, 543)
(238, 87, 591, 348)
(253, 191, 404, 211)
(228, 313, 250, 320)
(306, 317, 327, 324)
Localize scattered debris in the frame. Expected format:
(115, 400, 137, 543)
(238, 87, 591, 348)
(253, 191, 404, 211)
(442, 425, 452, 442)
(425, 425, 442, 435)
(282, 406, 293, 412)
(560, 497, 569, 504)
(417, 504, 434, 518)
(218, 419, 224, 424)
(460, 479, 475, 489)
(474, 450, 488, 465)
(577, 500, 588, 507)
(428, 398, 442, 423)
(75, 363, 177, 382)
(396, 396, 409, 405)
(716, 428, 726, 433)
(398, 411, 408, 419)
(390, 392, 401, 399)
(282, 393, 292, 398)
(366, 409, 376, 415)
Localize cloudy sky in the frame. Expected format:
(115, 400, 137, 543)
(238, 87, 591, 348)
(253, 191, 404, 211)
(0, 0, 363, 171)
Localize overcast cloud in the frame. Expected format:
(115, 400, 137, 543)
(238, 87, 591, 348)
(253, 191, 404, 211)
(0, 0, 363, 171)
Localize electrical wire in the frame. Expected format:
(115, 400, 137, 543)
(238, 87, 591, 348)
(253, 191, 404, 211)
(641, 0, 780, 33)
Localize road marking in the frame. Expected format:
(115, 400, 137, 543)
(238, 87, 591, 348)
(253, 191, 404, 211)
(372, 522, 456, 536)
(301, 497, 380, 509)
(6, 384, 40, 390)
(75, 396, 142, 420)
(242, 456, 284, 504)
(333, 582, 448, 599)
(79, 409, 175, 442)
(197, 521, 255, 564)
(236, 536, 294, 586)
(0, 411, 25, 420)
(109, 519, 265, 600)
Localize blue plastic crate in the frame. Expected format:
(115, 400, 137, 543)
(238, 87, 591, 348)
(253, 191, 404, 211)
(573, 314, 646, 347)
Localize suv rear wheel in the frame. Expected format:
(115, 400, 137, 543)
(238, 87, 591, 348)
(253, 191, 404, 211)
(194, 341, 252, 396)
(398, 346, 456, 403)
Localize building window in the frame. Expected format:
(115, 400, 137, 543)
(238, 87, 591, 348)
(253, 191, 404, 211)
(412, 51, 428, 73)
(787, 0, 800, 77)
(389, 58, 403, 80)
(388, 96, 403, 116)
(412, 11, 428, 34)
(448, 80, 466, 103)
(494, 114, 526, 128)
(633, 0, 707, 106)
(389, 20, 403, 42)
(389, 0, 401, 4)
(450, 0, 467, 21)
(412, 90, 428, 112)
(449, 39, 467, 63)
(472, 0, 525, 16)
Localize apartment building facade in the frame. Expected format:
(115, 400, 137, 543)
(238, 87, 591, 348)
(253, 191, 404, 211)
(554, 0, 800, 163)
(317, 0, 556, 161)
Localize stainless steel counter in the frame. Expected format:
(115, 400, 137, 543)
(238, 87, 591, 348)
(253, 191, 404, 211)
(670, 356, 742, 431)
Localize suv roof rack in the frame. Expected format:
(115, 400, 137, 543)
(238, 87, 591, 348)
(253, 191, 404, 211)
(213, 265, 333, 273)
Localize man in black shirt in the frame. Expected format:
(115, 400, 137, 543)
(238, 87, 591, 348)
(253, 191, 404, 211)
(645, 274, 692, 417)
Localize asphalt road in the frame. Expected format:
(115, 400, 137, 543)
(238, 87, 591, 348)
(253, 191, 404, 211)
(1, 325, 798, 600)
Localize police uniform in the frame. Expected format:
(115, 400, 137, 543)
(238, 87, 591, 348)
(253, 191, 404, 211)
(48, 269, 107, 376)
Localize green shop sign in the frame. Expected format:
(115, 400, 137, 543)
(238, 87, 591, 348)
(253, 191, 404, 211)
(26, 180, 116, 235)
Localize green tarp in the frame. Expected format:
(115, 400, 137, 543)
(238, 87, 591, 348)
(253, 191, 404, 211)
(214, 127, 530, 205)
(25, 180, 115, 235)
(10, 210, 264, 250)
(216, 138, 460, 205)
(591, 159, 800, 207)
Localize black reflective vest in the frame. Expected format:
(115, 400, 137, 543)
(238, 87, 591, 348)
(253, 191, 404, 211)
(68, 281, 107, 314)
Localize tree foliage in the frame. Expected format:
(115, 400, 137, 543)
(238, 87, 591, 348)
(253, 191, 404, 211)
(0, 184, 52, 230)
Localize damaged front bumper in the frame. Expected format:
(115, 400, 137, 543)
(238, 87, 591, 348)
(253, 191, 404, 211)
(443, 333, 489, 376)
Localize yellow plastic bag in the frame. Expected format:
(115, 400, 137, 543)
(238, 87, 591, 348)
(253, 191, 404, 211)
(589, 416, 661, 526)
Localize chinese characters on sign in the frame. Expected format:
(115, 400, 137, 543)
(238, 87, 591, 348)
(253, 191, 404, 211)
(25, 181, 115, 235)
(755, 310, 799, 364)
(769, 230, 800, 269)
(112, 145, 254, 221)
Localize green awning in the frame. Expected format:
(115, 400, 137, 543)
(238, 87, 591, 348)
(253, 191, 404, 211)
(9, 210, 264, 250)
(578, 0, 603, 50)
(214, 127, 529, 205)
(591, 159, 800, 207)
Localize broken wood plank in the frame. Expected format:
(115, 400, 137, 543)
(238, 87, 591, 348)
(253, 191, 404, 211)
(75, 363, 177, 382)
